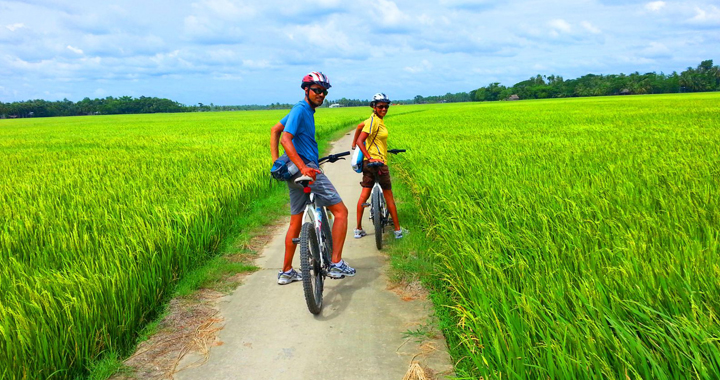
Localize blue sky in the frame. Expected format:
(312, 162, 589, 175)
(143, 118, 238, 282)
(1, 0, 718, 105)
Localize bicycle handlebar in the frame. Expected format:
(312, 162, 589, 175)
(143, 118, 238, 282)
(295, 151, 351, 184)
(318, 151, 350, 165)
(367, 148, 406, 168)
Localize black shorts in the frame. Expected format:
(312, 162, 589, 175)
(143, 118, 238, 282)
(360, 161, 392, 190)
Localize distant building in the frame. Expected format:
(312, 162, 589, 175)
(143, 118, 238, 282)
(507, 94, 520, 101)
(329, 103, 341, 108)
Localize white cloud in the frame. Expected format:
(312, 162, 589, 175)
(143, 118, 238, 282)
(292, 21, 355, 54)
(191, 0, 256, 20)
(581, 21, 601, 34)
(689, 5, 720, 25)
(404, 59, 432, 73)
(150, 50, 183, 65)
(372, 0, 411, 28)
(640, 41, 671, 58)
(183, 15, 244, 43)
(416, 14, 435, 26)
(184, 15, 211, 36)
(212, 73, 243, 80)
(67, 45, 83, 54)
(206, 49, 237, 62)
(645, 1, 665, 12)
(438, 0, 492, 9)
(6, 23, 25, 32)
(242, 59, 270, 69)
(549, 19, 572, 33)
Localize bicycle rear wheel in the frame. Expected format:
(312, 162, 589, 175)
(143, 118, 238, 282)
(373, 189, 384, 250)
(300, 222, 323, 314)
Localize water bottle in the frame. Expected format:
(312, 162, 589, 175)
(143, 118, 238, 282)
(287, 161, 299, 177)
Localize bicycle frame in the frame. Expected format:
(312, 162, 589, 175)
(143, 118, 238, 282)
(294, 151, 349, 315)
(365, 149, 405, 250)
(301, 194, 332, 270)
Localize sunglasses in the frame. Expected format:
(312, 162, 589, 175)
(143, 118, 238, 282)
(309, 87, 328, 96)
(375, 104, 390, 110)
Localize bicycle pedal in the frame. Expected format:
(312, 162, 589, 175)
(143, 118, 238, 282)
(361, 203, 370, 207)
(330, 275, 345, 280)
(292, 238, 300, 244)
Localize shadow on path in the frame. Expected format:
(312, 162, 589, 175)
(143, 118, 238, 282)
(314, 255, 383, 321)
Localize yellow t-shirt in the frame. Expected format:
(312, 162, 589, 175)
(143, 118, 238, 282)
(361, 113, 388, 162)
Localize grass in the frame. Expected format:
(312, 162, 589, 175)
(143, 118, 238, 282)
(5, 94, 718, 379)
(385, 93, 720, 379)
(0, 107, 370, 380)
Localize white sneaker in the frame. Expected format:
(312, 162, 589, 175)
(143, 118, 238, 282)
(354, 229, 367, 239)
(277, 268, 302, 285)
(328, 260, 356, 278)
(394, 227, 408, 239)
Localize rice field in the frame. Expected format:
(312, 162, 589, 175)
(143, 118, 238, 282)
(388, 93, 720, 379)
(0, 108, 369, 380)
(2, 93, 718, 379)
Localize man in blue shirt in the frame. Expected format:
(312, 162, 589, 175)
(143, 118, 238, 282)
(270, 72, 355, 285)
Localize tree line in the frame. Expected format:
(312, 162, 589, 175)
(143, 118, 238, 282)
(470, 59, 720, 102)
(0, 96, 190, 118)
(0, 96, 303, 118)
(323, 92, 473, 107)
(325, 60, 718, 107)
(2, 60, 717, 118)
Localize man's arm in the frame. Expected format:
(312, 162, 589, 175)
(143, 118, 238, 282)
(281, 132, 321, 179)
(270, 122, 284, 161)
(351, 122, 365, 149)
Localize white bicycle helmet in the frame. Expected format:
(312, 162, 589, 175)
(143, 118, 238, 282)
(370, 93, 391, 106)
(301, 71, 331, 89)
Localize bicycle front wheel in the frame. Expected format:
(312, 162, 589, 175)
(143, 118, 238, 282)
(300, 222, 323, 314)
(373, 189, 384, 250)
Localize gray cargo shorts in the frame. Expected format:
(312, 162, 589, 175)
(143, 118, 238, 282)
(287, 162, 342, 215)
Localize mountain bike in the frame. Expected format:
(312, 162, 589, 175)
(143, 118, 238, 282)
(292, 151, 350, 315)
(365, 149, 406, 250)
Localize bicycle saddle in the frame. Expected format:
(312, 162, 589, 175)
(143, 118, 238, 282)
(294, 175, 314, 183)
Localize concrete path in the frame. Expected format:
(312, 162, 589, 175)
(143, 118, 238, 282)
(175, 132, 453, 380)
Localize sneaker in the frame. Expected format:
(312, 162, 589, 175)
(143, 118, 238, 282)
(328, 260, 356, 279)
(277, 268, 302, 285)
(354, 229, 367, 239)
(394, 227, 409, 239)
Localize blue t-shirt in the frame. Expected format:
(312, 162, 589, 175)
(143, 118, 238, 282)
(280, 100, 318, 166)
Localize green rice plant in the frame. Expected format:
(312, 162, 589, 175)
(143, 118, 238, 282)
(388, 93, 720, 379)
(0, 107, 371, 379)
